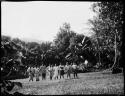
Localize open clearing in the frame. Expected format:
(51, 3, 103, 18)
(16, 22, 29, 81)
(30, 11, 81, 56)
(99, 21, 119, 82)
(11, 71, 124, 95)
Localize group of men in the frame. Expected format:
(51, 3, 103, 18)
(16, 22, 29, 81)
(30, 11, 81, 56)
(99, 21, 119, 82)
(27, 62, 79, 82)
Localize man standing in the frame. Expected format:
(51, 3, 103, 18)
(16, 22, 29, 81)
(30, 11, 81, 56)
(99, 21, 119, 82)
(65, 63, 71, 79)
(53, 64, 59, 80)
(72, 63, 78, 79)
(31, 67, 35, 78)
(48, 65, 53, 80)
(42, 65, 46, 80)
(27, 67, 34, 82)
(59, 63, 65, 79)
(35, 67, 40, 81)
(40, 64, 46, 80)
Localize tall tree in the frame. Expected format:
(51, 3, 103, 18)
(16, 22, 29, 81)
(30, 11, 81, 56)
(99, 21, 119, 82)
(54, 22, 76, 63)
(89, 1, 123, 68)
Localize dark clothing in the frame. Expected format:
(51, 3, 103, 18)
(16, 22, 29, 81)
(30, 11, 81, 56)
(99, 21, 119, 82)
(42, 73, 46, 80)
(72, 65, 78, 78)
(59, 66, 64, 79)
(29, 71, 34, 81)
(60, 70, 65, 75)
(73, 70, 78, 78)
(36, 78, 39, 81)
(48, 67, 53, 80)
(67, 73, 71, 79)
(65, 65, 71, 79)
(50, 76, 52, 80)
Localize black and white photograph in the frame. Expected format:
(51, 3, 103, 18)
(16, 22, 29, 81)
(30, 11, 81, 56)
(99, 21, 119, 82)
(1, 1, 124, 95)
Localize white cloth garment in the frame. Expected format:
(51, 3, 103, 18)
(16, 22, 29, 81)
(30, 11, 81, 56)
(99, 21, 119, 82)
(53, 66, 59, 79)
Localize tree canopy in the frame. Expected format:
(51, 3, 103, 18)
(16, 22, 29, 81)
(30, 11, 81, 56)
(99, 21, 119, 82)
(89, 1, 123, 68)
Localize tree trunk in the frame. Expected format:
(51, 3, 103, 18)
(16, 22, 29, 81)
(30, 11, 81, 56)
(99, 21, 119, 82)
(111, 34, 117, 69)
(98, 50, 101, 66)
(97, 37, 101, 67)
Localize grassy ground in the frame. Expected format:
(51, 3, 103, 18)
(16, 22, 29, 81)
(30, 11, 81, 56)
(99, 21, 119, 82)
(11, 71, 124, 95)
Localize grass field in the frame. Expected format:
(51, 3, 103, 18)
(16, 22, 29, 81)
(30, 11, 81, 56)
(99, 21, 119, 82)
(11, 71, 124, 95)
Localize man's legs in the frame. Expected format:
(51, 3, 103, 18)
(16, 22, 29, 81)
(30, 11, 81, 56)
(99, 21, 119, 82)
(44, 73, 46, 80)
(31, 76, 33, 81)
(63, 75, 64, 79)
(67, 74, 69, 78)
(76, 72, 78, 78)
(73, 72, 75, 78)
(50, 76, 52, 80)
(69, 73, 71, 78)
(60, 75, 61, 79)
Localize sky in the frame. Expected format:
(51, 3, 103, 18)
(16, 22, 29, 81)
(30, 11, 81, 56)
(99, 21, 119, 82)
(2, 1, 96, 42)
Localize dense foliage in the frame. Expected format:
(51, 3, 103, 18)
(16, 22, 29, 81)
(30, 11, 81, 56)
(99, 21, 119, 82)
(1, 1, 123, 86)
(1, 37, 25, 95)
(1, 2, 123, 95)
(89, 1, 123, 68)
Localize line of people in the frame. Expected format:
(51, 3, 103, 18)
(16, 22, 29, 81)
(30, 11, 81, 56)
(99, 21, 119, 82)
(27, 62, 79, 82)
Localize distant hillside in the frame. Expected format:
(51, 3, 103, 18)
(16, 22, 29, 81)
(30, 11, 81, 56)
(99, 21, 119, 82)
(19, 37, 44, 44)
